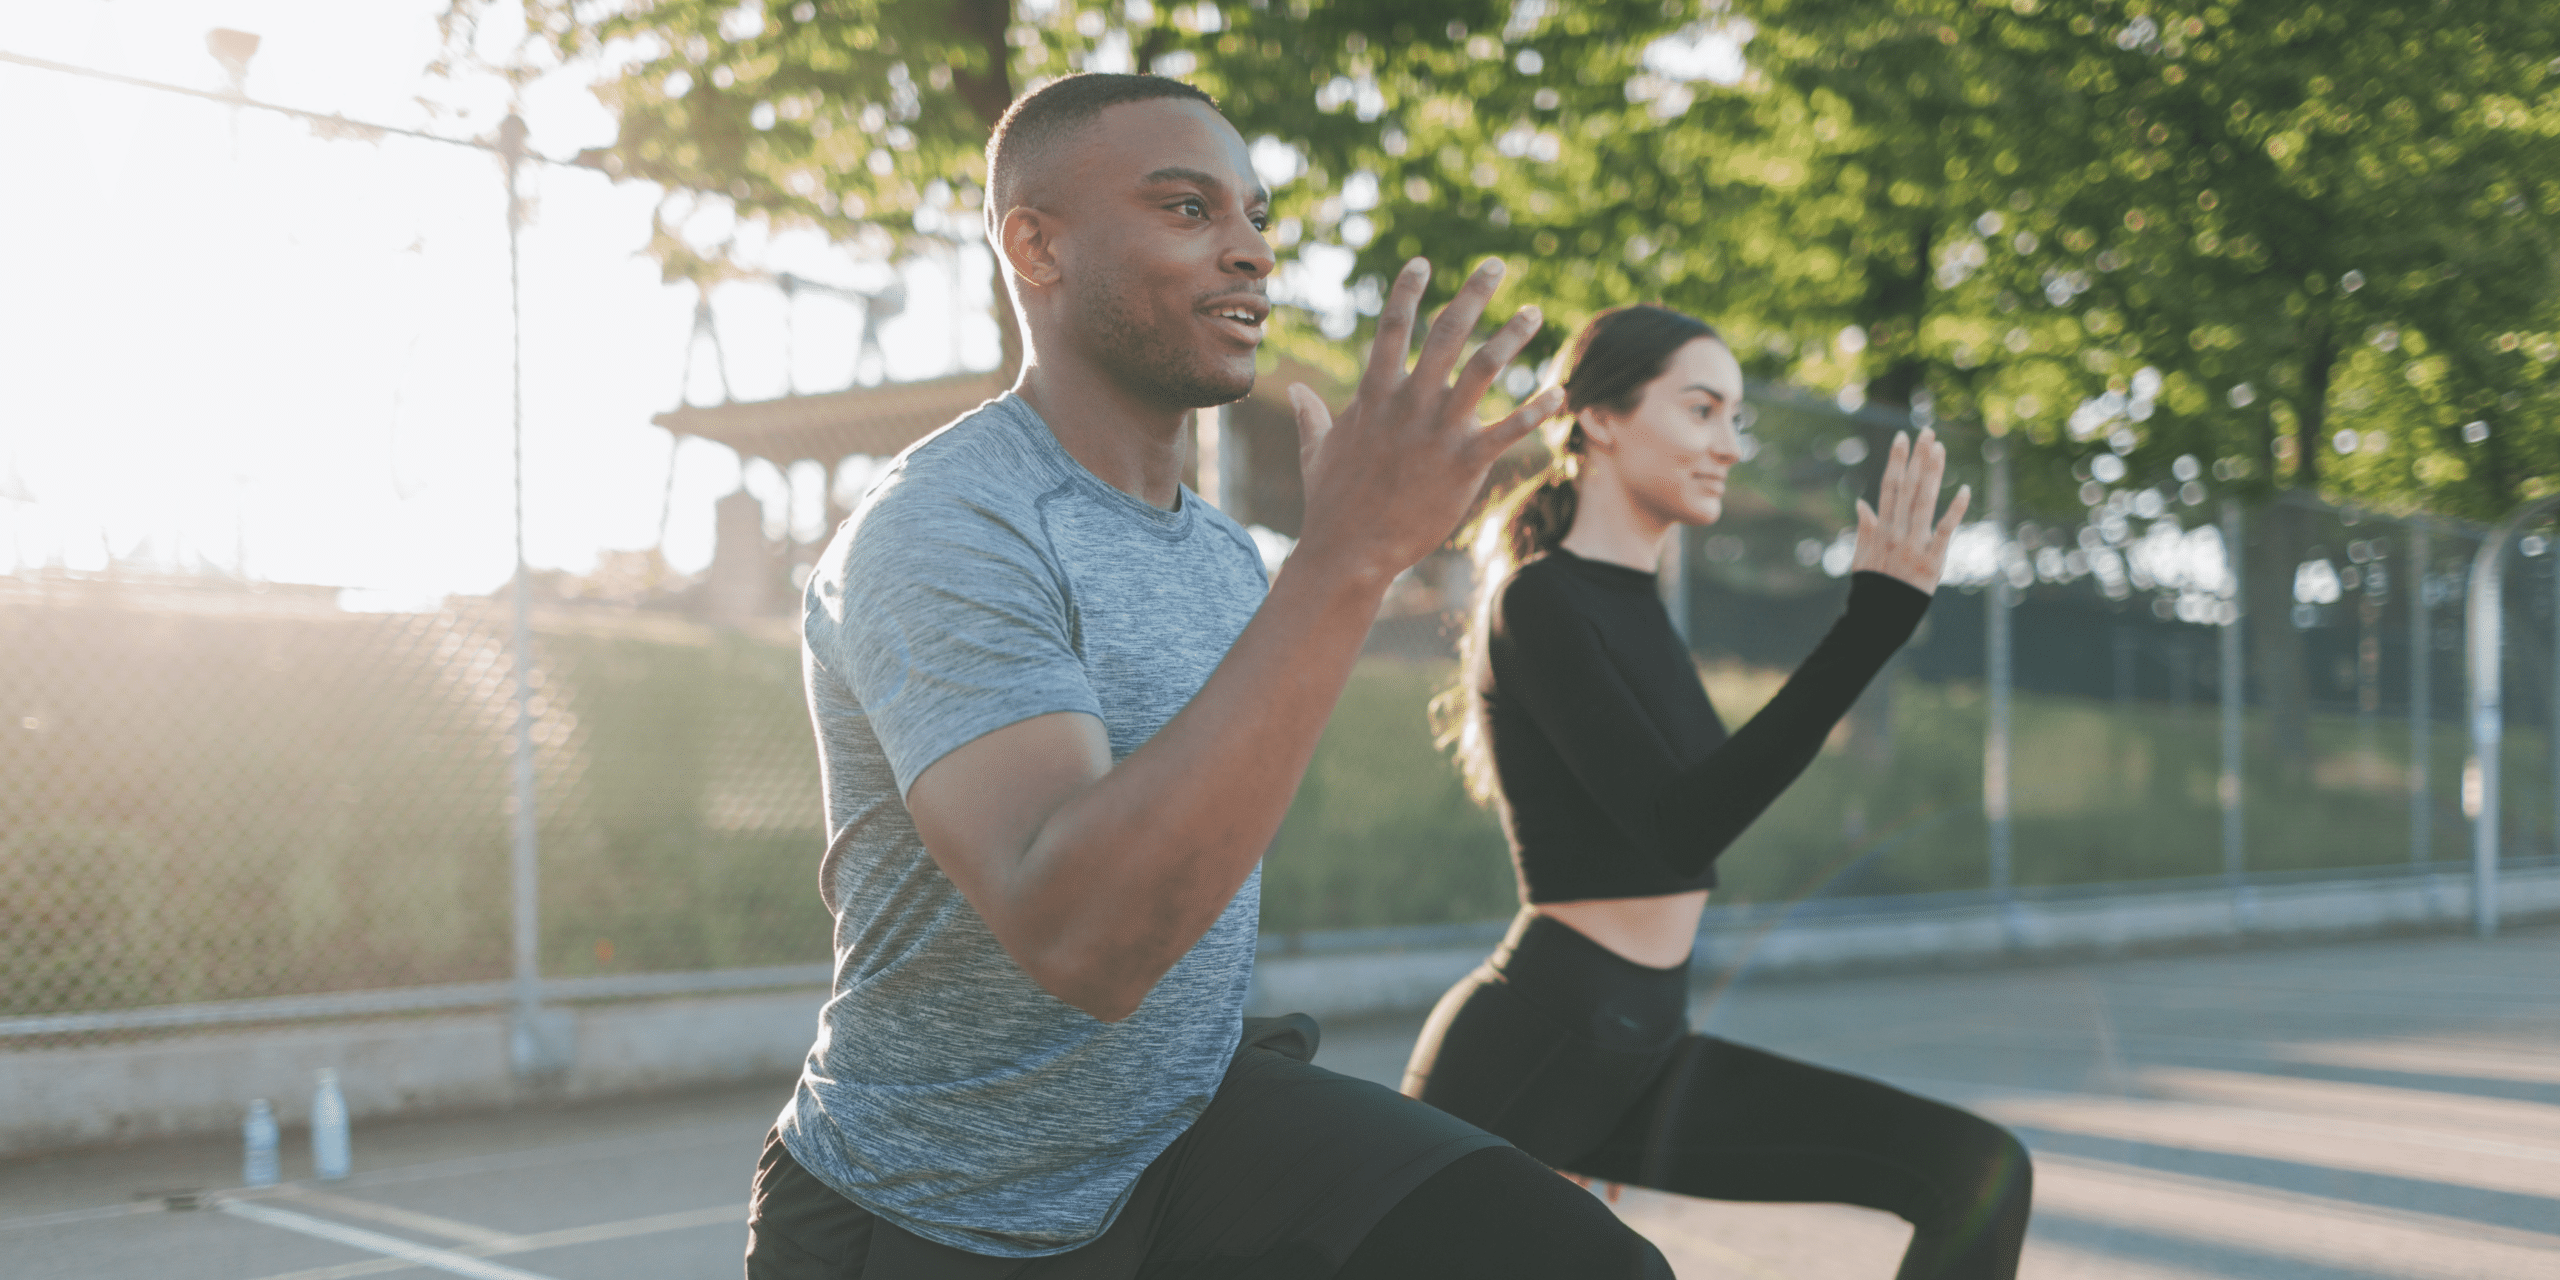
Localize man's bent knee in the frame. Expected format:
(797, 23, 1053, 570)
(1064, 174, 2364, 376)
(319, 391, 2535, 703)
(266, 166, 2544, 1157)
(1338, 1147, 1671, 1280)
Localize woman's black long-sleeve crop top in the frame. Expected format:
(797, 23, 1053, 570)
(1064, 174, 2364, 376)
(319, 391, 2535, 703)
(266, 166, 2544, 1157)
(1473, 549, 1931, 902)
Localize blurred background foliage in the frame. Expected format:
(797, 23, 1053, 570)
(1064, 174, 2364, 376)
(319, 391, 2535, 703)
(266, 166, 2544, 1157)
(399, 0, 2560, 937)
(444, 0, 2560, 521)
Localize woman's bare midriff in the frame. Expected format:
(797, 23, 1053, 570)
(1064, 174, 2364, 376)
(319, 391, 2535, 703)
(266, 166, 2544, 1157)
(1535, 889, 1711, 970)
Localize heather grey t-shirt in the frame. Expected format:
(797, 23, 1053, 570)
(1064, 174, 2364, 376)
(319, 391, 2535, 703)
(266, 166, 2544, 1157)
(779, 394, 1270, 1257)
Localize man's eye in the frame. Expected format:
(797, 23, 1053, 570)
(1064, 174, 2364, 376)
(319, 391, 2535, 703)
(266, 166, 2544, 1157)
(1176, 198, 1207, 218)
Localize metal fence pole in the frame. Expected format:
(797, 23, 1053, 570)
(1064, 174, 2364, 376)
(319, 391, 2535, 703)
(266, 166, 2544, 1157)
(2411, 516, 2432, 870)
(2467, 530, 2504, 939)
(1984, 440, 2013, 918)
(2220, 501, 2249, 926)
(498, 114, 562, 1075)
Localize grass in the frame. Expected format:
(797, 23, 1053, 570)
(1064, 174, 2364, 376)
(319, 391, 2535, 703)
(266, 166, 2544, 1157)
(6, 600, 2549, 1018)
(1257, 656, 2557, 933)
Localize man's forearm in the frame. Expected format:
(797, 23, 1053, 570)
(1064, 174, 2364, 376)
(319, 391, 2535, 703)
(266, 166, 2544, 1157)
(1002, 550, 1391, 1019)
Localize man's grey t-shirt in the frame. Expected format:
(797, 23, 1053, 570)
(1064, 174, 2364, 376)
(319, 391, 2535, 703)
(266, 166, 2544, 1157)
(779, 394, 1270, 1258)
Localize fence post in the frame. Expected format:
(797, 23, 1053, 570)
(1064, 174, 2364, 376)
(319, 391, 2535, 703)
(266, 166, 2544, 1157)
(2466, 532, 2504, 939)
(2220, 501, 2250, 928)
(1984, 439, 2014, 930)
(2462, 493, 2560, 937)
(500, 114, 569, 1076)
(2410, 517, 2431, 872)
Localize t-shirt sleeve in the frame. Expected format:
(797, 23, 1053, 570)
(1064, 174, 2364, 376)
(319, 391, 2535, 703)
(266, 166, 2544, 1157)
(1648, 571, 1930, 877)
(806, 483, 1102, 797)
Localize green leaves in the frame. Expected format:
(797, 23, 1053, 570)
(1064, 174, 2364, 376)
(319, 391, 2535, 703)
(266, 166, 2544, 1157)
(458, 0, 2556, 515)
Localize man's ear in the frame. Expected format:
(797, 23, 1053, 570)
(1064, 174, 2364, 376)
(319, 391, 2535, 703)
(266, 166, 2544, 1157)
(999, 206, 1062, 291)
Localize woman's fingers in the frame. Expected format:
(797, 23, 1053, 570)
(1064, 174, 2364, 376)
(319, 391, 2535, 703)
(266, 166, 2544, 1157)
(1354, 259, 1432, 404)
(1929, 484, 1974, 562)
(1908, 432, 1949, 543)
(1875, 431, 1912, 537)
(1409, 258, 1507, 391)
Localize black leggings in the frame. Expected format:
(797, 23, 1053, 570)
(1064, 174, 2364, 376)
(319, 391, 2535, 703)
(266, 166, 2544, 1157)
(1336, 1146, 1672, 1280)
(1402, 912, 2033, 1280)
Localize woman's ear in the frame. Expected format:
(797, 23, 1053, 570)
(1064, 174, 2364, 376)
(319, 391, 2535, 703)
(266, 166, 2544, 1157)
(1576, 405, 1617, 453)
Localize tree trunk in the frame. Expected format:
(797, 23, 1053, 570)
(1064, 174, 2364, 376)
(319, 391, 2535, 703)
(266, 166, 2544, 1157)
(2245, 330, 2340, 782)
(946, 0, 1020, 382)
(2245, 496, 2313, 778)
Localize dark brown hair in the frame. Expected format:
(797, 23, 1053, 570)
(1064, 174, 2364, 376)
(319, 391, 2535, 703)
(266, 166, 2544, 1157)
(984, 74, 1218, 228)
(1432, 304, 1722, 803)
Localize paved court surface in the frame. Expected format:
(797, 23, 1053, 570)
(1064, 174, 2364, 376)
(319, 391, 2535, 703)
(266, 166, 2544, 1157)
(4, 926, 2555, 1279)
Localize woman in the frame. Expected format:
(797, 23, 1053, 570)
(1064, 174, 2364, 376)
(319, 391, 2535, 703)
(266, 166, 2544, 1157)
(1402, 304, 2033, 1279)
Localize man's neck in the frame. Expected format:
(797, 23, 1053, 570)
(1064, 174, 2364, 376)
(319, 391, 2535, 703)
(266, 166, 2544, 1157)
(1014, 359, 1192, 511)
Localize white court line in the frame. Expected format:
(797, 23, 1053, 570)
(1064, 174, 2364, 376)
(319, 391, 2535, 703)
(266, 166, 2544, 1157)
(272, 1186, 518, 1248)
(220, 1200, 563, 1280)
(238, 1201, 748, 1280)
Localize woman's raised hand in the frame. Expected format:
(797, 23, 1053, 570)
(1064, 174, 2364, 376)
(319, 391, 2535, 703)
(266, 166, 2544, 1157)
(1849, 427, 1971, 594)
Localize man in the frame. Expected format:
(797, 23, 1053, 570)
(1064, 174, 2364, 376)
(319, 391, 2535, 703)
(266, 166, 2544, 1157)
(745, 73, 1671, 1278)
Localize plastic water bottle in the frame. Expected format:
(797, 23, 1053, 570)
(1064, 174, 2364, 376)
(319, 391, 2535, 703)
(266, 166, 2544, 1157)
(311, 1068, 350, 1181)
(242, 1099, 279, 1188)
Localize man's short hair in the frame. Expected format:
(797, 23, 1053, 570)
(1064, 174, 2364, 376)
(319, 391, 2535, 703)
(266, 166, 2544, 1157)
(984, 73, 1217, 231)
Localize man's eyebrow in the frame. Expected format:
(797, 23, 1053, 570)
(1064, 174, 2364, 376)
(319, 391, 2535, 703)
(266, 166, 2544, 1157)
(1140, 166, 1273, 208)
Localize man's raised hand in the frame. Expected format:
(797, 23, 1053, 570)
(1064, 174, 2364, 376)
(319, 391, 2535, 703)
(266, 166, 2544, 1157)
(1850, 427, 1972, 594)
(1286, 257, 1563, 585)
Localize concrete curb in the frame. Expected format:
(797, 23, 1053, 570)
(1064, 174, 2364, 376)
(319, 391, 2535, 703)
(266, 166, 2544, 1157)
(0, 990, 820, 1157)
(6, 865, 2553, 1156)
(1245, 865, 2560, 1022)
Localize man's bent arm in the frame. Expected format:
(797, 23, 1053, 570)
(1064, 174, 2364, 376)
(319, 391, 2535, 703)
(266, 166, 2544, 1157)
(908, 548, 1392, 1021)
(908, 258, 1557, 1021)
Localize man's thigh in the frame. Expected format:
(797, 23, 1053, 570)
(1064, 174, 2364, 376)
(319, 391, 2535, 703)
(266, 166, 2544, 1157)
(746, 1127, 876, 1279)
(1132, 1039, 1507, 1273)
(744, 1019, 1513, 1279)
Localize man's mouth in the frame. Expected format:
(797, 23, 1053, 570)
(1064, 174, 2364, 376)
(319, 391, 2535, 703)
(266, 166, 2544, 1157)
(1201, 296, 1270, 344)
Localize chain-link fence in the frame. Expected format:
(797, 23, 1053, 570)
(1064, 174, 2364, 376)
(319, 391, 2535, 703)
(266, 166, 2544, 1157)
(6, 54, 2556, 1055)
(1257, 391, 2560, 942)
(0, 579, 832, 1038)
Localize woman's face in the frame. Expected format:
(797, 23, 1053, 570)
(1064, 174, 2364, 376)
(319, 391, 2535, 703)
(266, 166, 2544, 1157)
(1581, 336, 1746, 527)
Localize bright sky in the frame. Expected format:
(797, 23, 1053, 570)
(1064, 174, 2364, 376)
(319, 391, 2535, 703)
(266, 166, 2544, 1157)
(0, 0, 1001, 607)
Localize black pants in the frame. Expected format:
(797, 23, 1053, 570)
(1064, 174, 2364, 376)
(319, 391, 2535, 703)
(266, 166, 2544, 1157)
(1404, 912, 2033, 1280)
(747, 1015, 1669, 1279)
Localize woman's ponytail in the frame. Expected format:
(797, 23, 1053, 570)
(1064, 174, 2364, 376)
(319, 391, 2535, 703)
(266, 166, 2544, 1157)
(1433, 303, 1719, 808)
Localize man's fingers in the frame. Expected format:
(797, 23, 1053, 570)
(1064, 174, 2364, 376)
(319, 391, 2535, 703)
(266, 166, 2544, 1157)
(1355, 259, 1431, 403)
(1286, 383, 1334, 463)
(1471, 385, 1564, 465)
(1409, 258, 1506, 391)
(1446, 305, 1544, 413)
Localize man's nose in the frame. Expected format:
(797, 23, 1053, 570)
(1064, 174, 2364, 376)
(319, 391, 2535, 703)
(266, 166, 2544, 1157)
(1227, 229, 1275, 279)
